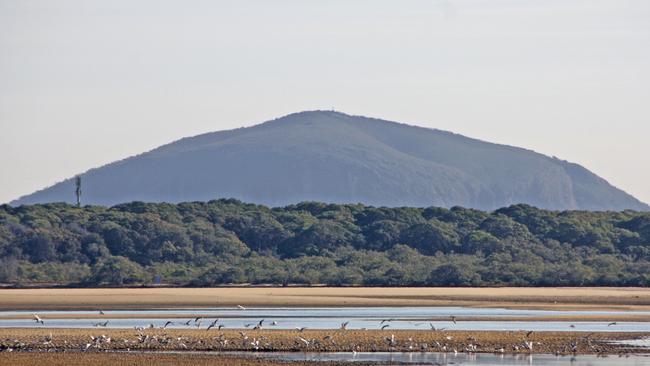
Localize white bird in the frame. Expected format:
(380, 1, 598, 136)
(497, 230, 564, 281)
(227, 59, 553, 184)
(524, 341, 534, 351)
(340, 321, 349, 330)
(32, 314, 44, 324)
(237, 305, 246, 310)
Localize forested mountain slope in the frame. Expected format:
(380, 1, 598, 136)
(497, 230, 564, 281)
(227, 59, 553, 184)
(12, 111, 649, 211)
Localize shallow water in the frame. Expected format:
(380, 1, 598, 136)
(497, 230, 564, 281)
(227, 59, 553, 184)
(260, 351, 650, 365)
(3, 306, 650, 332)
(143, 351, 650, 365)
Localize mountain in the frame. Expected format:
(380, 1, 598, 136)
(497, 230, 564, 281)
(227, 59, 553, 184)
(10, 111, 649, 211)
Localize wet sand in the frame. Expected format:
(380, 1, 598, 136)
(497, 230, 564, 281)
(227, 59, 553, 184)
(0, 328, 647, 355)
(1, 287, 650, 311)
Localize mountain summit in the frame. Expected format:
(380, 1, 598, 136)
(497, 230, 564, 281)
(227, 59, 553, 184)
(11, 111, 649, 211)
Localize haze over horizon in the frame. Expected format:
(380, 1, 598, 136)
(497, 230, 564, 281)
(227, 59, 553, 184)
(2, 0, 649, 205)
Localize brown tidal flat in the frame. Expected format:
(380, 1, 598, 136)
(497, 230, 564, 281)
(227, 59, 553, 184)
(1, 287, 650, 311)
(0, 328, 647, 355)
(0, 352, 363, 366)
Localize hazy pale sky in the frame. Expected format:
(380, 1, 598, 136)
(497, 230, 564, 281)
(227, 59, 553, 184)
(1, 0, 649, 205)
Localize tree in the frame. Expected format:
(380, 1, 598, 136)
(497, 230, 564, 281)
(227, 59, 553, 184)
(90, 256, 146, 285)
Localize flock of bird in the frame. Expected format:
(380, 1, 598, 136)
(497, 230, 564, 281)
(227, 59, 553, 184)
(30, 311, 621, 332)
(7, 308, 630, 357)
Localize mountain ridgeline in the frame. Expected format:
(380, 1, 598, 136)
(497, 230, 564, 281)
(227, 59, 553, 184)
(1, 200, 649, 287)
(11, 111, 649, 211)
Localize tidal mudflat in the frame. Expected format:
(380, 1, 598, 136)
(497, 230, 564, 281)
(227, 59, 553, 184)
(2, 288, 650, 365)
(1, 287, 650, 311)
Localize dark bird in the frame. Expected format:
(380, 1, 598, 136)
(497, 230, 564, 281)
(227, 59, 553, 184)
(381, 324, 390, 330)
(526, 331, 534, 338)
(607, 322, 617, 326)
(340, 321, 349, 330)
(207, 319, 219, 331)
(450, 316, 457, 324)
(163, 321, 173, 329)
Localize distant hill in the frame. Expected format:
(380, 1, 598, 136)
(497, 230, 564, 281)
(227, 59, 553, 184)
(11, 111, 649, 211)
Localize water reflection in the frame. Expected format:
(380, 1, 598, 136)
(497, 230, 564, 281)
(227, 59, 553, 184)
(252, 351, 650, 365)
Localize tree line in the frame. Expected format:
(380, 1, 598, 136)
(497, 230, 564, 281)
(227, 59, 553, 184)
(0, 199, 649, 287)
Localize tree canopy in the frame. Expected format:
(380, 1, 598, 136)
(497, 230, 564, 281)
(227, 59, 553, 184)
(0, 200, 649, 287)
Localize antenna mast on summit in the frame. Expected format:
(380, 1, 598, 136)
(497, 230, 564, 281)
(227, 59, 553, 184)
(75, 176, 82, 207)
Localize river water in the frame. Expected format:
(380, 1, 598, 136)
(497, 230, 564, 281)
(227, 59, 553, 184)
(125, 351, 650, 365)
(255, 351, 650, 365)
(2, 306, 650, 332)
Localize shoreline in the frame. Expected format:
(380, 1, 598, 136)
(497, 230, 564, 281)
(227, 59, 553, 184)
(1, 287, 650, 311)
(0, 352, 365, 366)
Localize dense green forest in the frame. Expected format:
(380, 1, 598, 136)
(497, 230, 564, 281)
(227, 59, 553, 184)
(1, 200, 649, 287)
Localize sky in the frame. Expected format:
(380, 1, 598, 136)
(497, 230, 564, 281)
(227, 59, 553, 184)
(1, 0, 649, 205)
